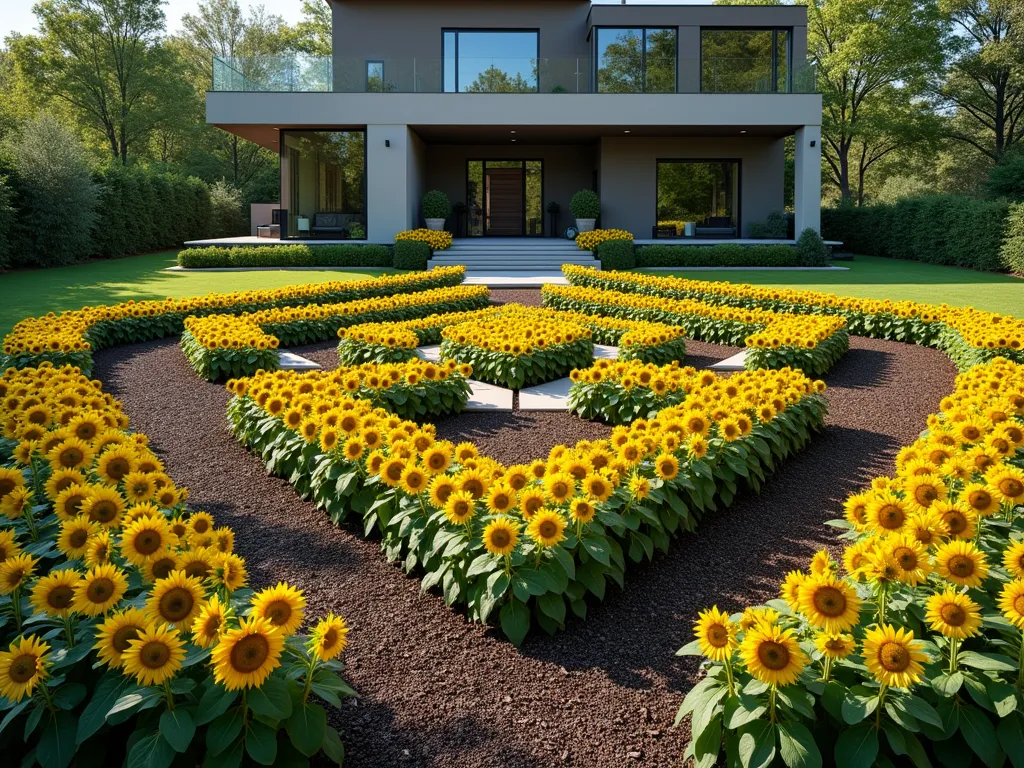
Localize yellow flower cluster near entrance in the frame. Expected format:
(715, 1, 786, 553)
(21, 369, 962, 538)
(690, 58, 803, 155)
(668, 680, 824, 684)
(0, 364, 354, 762)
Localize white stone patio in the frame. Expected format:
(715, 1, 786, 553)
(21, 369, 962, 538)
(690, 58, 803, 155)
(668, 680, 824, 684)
(519, 377, 574, 411)
(278, 351, 320, 371)
(465, 380, 514, 411)
(709, 350, 748, 371)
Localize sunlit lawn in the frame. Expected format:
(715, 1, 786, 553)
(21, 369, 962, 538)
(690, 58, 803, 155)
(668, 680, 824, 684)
(0, 251, 398, 336)
(640, 254, 1024, 316)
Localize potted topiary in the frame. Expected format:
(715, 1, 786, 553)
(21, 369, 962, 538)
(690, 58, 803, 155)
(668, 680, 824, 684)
(570, 190, 600, 232)
(423, 190, 451, 231)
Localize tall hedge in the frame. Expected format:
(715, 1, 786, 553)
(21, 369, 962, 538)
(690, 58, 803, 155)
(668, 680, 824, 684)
(1002, 203, 1024, 275)
(822, 195, 1013, 271)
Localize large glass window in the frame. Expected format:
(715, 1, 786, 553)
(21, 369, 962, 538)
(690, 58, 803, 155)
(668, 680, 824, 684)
(280, 131, 365, 239)
(443, 30, 539, 93)
(657, 161, 739, 236)
(596, 28, 676, 93)
(701, 29, 790, 93)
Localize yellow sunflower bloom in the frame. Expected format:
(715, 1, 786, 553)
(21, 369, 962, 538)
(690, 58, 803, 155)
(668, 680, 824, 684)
(526, 509, 568, 548)
(30, 568, 82, 618)
(694, 606, 736, 662)
(72, 563, 129, 616)
(815, 632, 855, 660)
(0, 635, 50, 702)
(191, 595, 230, 649)
(999, 579, 1024, 629)
(119, 515, 175, 567)
(862, 624, 928, 688)
(210, 552, 248, 593)
(250, 582, 307, 636)
(925, 589, 982, 640)
(310, 612, 350, 662)
(56, 515, 99, 560)
(739, 624, 806, 687)
(122, 623, 186, 686)
(210, 615, 284, 691)
(443, 490, 476, 525)
(797, 574, 862, 634)
(934, 539, 989, 588)
(0, 530, 20, 563)
(93, 608, 150, 668)
(0, 554, 38, 595)
(145, 570, 206, 629)
(482, 517, 520, 557)
(1004, 541, 1024, 580)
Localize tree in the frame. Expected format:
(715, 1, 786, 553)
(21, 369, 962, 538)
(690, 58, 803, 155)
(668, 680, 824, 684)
(293, 0, 330, 57)
(810, 0, 947, 204)
(8, 113, 99, 266)
(14, 0, 188, 165)
(464, 65, 534, 93)
(596, 29, 676, 93)
(939, 0, 1024, 161)
(985, 147, 1024, 198)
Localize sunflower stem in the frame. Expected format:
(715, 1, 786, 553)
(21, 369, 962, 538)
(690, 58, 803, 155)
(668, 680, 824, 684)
(1017, 631, 1024, 692)
(768, 684, 777, 724)
(875, 684, 887, 729)
(877, 585, 888, 625)
(11, 586, 22, 634)
(821, 655, 833, 684)
(63, 615, 76, 648)
(723, 656, 736, 699)
(948, 637, 960, 674)
(21, 504, 39, 542)
(301, 654, 317, 704)
(38, 682, 56, 714)
(163, 680, 175, 711)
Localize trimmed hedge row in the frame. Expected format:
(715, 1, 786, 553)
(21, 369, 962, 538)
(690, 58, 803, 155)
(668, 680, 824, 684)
(178, 244, 392, 269)
(394, 240, 431, 270)
(821, 195, 1014, 271)
(634, 241, 826, 268)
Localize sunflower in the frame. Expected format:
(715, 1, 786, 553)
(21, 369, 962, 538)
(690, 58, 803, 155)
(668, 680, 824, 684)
(95, 446, 138, 485)
(526, 509, 567, 548)
(628, 474, 651, 501)
(843, 493, 869, 528)
(654, 453, 679, 481)
(43, 468, 83, 501)
(177, 548, 215, 580)
(739, 624, 806, 687)
(119, 515, 174, 567)
(444, 490, 476, 525)
(0, 530, 20, 562)
(379, 457, 406, 487)
(310, 612, 350, 662)
(518, 488, 545, 520)
(187, 511, 215, 536)
(47, 437, 94, 470)
(191, 595, 229, 648)
(797, 575, 862, 634)
(57, 515, 99, 560)
(886, 534, 931, 586)
(998, 579, 1024, 629)
(145, 570, 206, 628)
(81, 486, 125, 528)
(568, 497, 596, 525)
(987, 466, 1024, 504)
(925, 589, 982, 640)
(211, 527, 234, 554)
(934, 500, 977, 540)
(210, 615, 284, 691)
(30, 569, 82, 618)
(862, 624, 928, 688)
(543, 472, 575, 504)
(486, 483, 516, 515)
(903, 474, 946, 512)
(53, 483, 91, 521)
(121, 472, 156, 503)
(482, 517, 520, 557)
(0, 554, 38, 595)
(738, 606, 779, 632)
(142, 553, 179, 583)
(250, 582, 307, 636)
(399, 465, 428, 496)
(934, 539, 989, 588)
(866, 491, 909, 532)
(456, 469, 488, 500)
(694, 606, 736, 662)
(93, 608, 150, 668)
(779, 570, 808, 612)
(0, 635, 50, 702)
(122, 623, 186, 686)
(815, 632, 855, 660)
(421, 445, 452, 475)
(210, 553, 248, 593)
(1004, 541, 1024, 579)
(429, 476, 457, 510)
(687, 435, 710, 460)
(905, 510, 949, 547)
(71, 563, 128, 616)
(809, 550, 834, 577)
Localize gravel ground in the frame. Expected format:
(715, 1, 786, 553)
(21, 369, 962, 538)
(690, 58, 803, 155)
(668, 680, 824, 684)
(91, 289, 958, 768)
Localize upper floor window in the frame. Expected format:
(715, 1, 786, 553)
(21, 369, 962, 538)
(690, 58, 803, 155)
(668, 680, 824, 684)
(701, 29, 791, 93)
(595, 28, 677, 94)
(443, 30, 539, 93)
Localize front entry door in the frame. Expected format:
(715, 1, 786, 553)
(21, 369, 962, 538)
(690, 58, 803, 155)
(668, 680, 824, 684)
(485, 168, 524, 236)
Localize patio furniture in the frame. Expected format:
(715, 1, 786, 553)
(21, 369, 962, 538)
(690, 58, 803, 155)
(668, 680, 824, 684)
(256, 224, 280, 238)
(695, 216, 737, 238)
(296, 216, 311, 238)
(652, 225, 677, 239)
(311, 213, 347, 237)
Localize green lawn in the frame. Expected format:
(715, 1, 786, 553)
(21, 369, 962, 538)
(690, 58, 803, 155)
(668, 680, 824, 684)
(0, 251, 398, 337)
(640, 254, 1024, 316)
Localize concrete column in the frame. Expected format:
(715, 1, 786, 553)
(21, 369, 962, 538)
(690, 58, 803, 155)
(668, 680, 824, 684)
(793, 125, 821, 235)
(677, 26, 700, 93)
(366, 124, 414, 242)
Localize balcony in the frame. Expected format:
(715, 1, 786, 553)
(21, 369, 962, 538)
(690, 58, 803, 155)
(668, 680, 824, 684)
(211, 55, 817, 95)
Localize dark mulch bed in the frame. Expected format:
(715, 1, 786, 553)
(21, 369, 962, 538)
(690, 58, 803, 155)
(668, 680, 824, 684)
(91, 289, 958, 767)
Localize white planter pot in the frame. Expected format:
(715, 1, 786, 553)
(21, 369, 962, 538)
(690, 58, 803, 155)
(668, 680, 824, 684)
(425, 218, 446, 231)
(575, 218, 597, 232)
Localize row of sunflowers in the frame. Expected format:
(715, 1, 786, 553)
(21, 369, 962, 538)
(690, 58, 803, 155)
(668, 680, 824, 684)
(395, 229, 454, 251)
(0, 266, 468, 376)
(0, 363, 355, 767)
(227, 363, 828, 645)
(678, 356, 1024, 768)
(575, 229, 634, 252)
(542, 283, 851, 377)
(562, 265, 1024, 370)
(179, 285, 490, 381)
(338, 305, 688, 371)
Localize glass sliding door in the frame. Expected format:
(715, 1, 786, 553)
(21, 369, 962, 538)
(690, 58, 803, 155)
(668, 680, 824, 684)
(443, 30, 539, 93)
(657, 160, 740, 237)
(280, 130, 366, 239)
(595, 28, 677, 93)
(700, 29, 791, 93)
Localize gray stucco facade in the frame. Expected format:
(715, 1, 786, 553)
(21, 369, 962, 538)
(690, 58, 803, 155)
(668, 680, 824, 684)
(206, 0, 823, 242)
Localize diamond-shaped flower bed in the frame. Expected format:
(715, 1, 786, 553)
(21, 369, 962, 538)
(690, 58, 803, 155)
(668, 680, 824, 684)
(438, 307, 595, 389)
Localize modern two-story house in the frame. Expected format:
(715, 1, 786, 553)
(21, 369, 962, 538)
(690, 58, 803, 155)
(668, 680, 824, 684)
(205, 0, 822, 244)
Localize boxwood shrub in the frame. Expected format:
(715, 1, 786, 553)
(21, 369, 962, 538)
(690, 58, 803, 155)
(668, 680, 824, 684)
(178, 244, 393, 269)
(598, 239, 636, 270)
(1002, 202, 1024, 275)
(636, 243, 810, 268)
(822, 195, 1013, 271)
(393, 239, 431, 270)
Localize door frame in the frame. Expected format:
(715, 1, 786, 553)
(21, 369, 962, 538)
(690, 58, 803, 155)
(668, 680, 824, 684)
(466, 158, 544, 237)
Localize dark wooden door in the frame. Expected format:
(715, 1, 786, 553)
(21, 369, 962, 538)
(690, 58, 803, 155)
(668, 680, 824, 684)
(486, 168, 524, 236)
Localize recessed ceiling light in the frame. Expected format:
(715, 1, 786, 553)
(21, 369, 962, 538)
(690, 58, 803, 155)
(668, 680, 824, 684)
(511, 139, 516, 142)
(740, 130, 747, 134)
(624, 130, 631, 134)
(510, 130, 516, 134)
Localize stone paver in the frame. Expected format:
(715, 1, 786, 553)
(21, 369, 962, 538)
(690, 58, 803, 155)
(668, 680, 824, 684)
(278, 351, 321, 371)
(415, 345, 442, 362)
(593, 345, 619, 360)
(465, 380, 514, 412)
(518, 377, 573, 411)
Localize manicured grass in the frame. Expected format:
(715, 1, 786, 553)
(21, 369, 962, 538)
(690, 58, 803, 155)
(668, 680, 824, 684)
(639, 254, 1024, 316)
(0, 251, 399, 337)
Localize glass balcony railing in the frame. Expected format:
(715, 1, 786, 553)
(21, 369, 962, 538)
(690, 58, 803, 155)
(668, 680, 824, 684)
(211, 55, 817, 95)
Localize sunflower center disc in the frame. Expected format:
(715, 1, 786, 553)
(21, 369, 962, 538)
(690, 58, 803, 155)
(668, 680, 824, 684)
(757, 641, 790, 671)
(135, 532, 162, 555)
(893, 548, 917, 570)
(48, 586, 74, 609)
(539, 521, 557, 539)
(707, 625, 728, 647)
(879, 641, 910, 672)
(160, 587, 194, 621)
(491, 530, 511, 549)
(142, 641, 171, 669)
(948, 555, 975, 577)
(88, 578, 114, 602)
(267, 600, 292, 626)
(92, 502, 117, 523)
(940, 603, 966, 626)
(813, 587, 846, 617)
(113, 626, 141, 653)
(70, 530, 89, 548)
(10, 654, 37, 683)
(231, 634, 271, 672)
